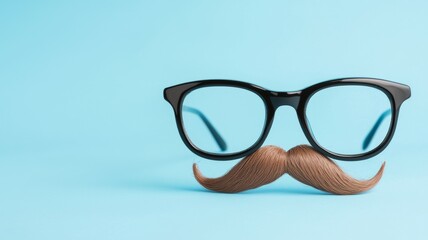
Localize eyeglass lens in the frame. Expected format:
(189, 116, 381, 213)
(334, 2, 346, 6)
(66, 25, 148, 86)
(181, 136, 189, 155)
(181, 85, 392, 156)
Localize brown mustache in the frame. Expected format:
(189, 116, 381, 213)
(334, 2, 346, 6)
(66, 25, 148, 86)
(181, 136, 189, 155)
(193, 145, 385, 195)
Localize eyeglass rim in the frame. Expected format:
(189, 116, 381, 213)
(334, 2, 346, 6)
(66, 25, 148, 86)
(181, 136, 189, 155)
(164, 77, 411, 161)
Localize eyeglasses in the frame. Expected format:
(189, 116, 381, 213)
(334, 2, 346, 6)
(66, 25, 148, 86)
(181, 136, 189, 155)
(164, 78, 411, 161)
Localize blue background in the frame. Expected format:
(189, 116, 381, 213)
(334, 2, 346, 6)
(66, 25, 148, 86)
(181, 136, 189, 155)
(1, 1, 427, 239)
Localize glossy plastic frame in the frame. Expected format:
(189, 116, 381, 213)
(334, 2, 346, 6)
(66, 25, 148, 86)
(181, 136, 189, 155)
(164, 78, 411, 161)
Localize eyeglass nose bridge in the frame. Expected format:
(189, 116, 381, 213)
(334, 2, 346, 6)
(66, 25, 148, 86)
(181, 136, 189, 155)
(270, 91, 302, 109)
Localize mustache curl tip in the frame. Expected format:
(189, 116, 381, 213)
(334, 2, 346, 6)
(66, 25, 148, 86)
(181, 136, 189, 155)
(193, 145, 385, 195)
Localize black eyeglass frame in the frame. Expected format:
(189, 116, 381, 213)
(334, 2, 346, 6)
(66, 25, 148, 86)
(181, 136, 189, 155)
(164, 78, 411, 161)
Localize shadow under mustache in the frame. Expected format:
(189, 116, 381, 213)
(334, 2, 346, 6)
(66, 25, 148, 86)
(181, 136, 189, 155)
(193, 145, 385, 195)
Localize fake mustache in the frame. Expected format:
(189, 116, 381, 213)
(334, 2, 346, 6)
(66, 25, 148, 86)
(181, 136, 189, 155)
(193, 145, 385, 195)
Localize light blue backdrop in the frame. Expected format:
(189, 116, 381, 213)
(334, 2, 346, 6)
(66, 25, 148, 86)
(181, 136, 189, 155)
(1, 1, 427, 239)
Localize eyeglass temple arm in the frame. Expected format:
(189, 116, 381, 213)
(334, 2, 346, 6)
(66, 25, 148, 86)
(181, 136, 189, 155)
(362, 109, 392, 151)
(182, 106, 227, 152)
